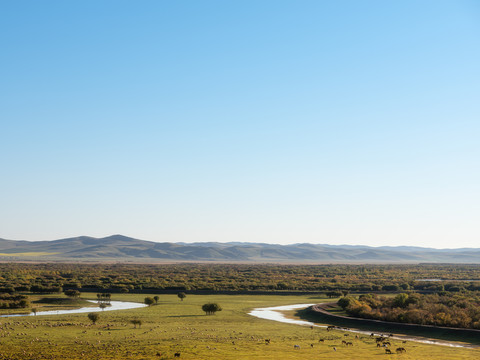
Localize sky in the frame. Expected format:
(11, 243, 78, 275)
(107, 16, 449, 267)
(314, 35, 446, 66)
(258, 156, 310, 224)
(1, 1, 479, 248)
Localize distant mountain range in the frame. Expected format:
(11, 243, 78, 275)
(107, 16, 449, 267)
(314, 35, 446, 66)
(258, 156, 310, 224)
(0, 235, 479, 263)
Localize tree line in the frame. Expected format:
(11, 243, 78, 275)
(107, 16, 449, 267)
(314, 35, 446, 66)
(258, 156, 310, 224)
(338, 292, 480, 329)
(0, 263, 479, 294)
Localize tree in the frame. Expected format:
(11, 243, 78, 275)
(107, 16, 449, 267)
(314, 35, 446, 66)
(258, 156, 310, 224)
(144, 297, 155, 306)
(202, 303, 222, 315)
(130, 319, 142, 328)
(88, 312, 99, 324)
(153, 295, 159, 304)
(337, 296, 353, 309)
(18, 299, 30, 308)
(393, 293, 409, 308)
(177, 292, 186, 301)
(325, 291, 342, 298)
(64, 289, 81, 298)
(31, 307, 37, 316)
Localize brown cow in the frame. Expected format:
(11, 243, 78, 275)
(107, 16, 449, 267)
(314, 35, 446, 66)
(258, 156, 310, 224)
(396, 347, 406, 353)
(385, 349, 392, 354)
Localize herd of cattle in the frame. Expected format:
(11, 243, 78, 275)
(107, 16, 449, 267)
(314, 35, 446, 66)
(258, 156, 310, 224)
(170, 327, 408, 357)
(289, 328, 408, 355)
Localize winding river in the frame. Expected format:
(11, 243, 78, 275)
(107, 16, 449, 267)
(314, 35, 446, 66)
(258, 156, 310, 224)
(248, 303, 478, 349)
(0, 300, 147, 318)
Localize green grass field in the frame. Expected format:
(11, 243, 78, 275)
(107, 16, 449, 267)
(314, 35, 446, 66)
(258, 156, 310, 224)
(0, 293, 478, 359)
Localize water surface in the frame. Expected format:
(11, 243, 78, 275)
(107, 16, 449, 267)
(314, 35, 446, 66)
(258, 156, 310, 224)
(1, 300, 147, 318)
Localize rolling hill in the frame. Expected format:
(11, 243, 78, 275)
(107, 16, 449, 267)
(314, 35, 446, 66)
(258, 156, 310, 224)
(0, 235, 479, 263)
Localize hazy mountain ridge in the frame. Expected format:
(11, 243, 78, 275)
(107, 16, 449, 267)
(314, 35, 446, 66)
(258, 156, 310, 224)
(0, 235, 479, 263)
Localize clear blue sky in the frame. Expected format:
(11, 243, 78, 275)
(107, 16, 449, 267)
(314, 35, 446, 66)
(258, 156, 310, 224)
(1, 1, 479, 248)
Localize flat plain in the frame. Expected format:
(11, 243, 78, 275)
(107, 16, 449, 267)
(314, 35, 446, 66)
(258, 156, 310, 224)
(0, 293, 478, 359)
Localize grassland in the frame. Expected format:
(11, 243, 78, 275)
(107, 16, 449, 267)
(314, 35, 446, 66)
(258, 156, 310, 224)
(0, 252, 59, 256)
(0, 293, 478, 359)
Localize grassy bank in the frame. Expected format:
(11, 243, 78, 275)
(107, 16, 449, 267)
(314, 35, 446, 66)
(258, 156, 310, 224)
(0, 294, 477, 359)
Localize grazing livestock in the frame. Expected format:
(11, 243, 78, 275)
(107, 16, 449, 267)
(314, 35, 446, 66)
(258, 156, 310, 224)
(294, 345, 300, 349)
(383, 342, 391, 346)
(327, 325, 335, 331)
(174, 352, 181, 357)
(345, 342, 353, 346)
(396, 347, 406, 353)
(333, 347, 337, 351)
(385, 349, 392, 354)
(342, 340, 347, 345)
(265, 339, 270, 344)
(377, 343, 382, 348)
(318, 339, 325, 343)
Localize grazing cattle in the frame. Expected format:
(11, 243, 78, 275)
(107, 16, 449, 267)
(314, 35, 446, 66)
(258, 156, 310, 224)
(294, 345, 300, 349)
(333, 347, 337, 351)
(174, 353, 181, 358)
(342, 340, 347, 345)
(265, 339, 270, 344)
(385, 349, 392, 354)
(319, 339, 325, 343)
(310, 344, 314, 348)
(402, 340, 407, 344)
(345, 342, 353, 346)
(327, 325, 335, 331)
(377, 343, 381, 348)
(396, 347, 406, 353)
(376, 337, 386, 343)
(383, 341, 391, 346)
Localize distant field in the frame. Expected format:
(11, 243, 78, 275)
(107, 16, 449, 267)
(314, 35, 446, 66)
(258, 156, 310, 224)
(0, 293, 478, 359)
(0, 252, 59, 256)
